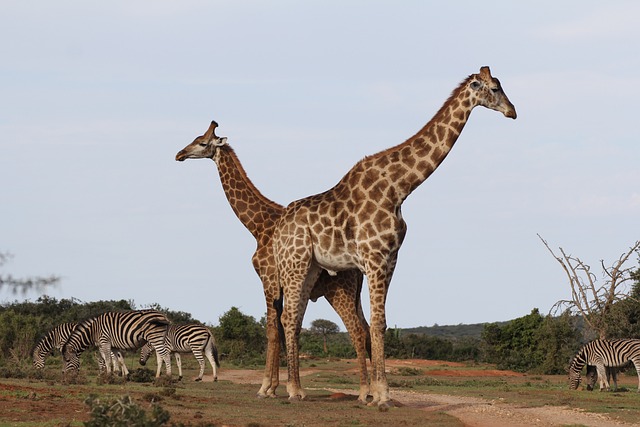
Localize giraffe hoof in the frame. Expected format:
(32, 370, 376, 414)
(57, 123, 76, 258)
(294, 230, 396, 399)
(195, 377, 202, 382)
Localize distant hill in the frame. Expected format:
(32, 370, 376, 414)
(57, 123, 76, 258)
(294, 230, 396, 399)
(401, 321, 510, 340)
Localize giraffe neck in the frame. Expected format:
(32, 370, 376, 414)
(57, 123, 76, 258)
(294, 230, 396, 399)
(345, 78, 476, 205)
(214, 144, 283, 239)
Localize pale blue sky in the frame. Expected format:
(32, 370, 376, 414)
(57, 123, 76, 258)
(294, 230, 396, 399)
(1, 1, 638, 329)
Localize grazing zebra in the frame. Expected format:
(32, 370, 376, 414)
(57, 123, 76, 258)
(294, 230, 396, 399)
(62, 310, 172, 377)
(139, 324, 220, 381)
(33, 322, 129, 375)
(569, 339, 640, 391)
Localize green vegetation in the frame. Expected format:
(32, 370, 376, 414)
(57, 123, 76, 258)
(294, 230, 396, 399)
(0, 255, 638, 378)
(84, 394, 171, 427)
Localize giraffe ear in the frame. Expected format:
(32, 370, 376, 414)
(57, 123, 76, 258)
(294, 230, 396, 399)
(215, 137, 228, 147)
(479, 66, 492, 81)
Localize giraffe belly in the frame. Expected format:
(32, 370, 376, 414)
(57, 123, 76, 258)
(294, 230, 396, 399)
(313, 247, 361, 273)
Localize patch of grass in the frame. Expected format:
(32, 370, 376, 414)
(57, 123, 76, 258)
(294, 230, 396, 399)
(394, 367, 424, 376)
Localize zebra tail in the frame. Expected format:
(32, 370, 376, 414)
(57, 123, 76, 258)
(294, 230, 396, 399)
(207, 330, 221, 367)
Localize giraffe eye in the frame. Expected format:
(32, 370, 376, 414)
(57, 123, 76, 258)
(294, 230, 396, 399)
(490, 87, 499, 93)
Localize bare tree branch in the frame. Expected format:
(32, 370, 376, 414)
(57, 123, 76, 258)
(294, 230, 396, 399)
(538, 235, 640, 339)
(0, 251, 60, 295)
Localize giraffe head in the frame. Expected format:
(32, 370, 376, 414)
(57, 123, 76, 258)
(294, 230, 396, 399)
(467, 66, 517, 119)
(175, 120, 228, 162)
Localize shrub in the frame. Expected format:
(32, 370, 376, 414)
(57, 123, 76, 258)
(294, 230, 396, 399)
(84, 394, 171, 427)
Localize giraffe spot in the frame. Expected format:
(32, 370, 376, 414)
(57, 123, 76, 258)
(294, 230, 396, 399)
(388, 163, 406, 182)
(430, 146, 444, 163)
(401, 147, 416, 168)
(369, 185, 385, 204)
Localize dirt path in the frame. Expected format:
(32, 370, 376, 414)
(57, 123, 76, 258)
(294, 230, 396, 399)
(215, 367, 637, 427)
(384, 389, 631, 427)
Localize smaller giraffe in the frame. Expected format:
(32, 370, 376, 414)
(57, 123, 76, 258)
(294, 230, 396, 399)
(272, 67, 516, 407)
(176, 122, 371, 402)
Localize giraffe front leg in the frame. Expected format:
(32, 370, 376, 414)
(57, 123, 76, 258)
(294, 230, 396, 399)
(257, 302, 281, 398)
(282, 265, 318, 401)
(282, 298, 307, 401)
(366, 273, 392, 409)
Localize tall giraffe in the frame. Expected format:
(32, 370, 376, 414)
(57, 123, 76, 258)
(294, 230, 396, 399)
(272, 66, 517, 407)
(175, 122, 371, 401)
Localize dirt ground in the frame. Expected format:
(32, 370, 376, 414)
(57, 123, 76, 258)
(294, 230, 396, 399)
(1, 360, 638, 426)
(214, 359, 637, 427)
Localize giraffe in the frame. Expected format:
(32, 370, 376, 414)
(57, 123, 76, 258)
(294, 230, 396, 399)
(272, 66, 517, 407)
(175, 121, 372, 402)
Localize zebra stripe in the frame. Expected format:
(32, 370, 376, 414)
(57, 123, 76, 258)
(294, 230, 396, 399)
(569, 339, 640, 391)
(139, 324, 220, 381)
(62, 309, 171, 377)
(33, 322, 129, 375)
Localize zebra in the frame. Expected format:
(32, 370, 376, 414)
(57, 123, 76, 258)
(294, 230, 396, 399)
(569, 339, 640, 391)
(33, 322, 129, 375)
(139, 323, 220, 381)
(62, 309, 172, 377)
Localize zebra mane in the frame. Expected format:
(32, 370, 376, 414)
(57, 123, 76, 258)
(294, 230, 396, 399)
(148, 318, 171, 326)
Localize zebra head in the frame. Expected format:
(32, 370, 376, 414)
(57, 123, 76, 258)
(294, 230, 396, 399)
(61, 343, 81, 373)
(32, 347, 46, 370)
(568, 352, 586, 390)
(139, 342, 155, 366)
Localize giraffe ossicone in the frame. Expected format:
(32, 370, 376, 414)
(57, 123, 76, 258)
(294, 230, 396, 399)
(272, 66, 516, 408)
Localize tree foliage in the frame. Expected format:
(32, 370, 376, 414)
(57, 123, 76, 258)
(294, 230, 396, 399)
(309, 319, 340, 354)
(481, 308, 581, 374)
(213, 307, 266, 365)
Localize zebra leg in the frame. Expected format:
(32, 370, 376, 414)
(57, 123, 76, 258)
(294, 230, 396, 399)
(632, 359, 640, 392)
(154, 350, 165, 377)
(175, 353, 182, 380)
(192, 349, 205, 381)
(609, 367, 618, 392)
(99, 343, 113, 375)
(596, 364, 610, 391)
(115, 351, 129, 377)
(204, 343, 218, 382)
(585, 365, 597, 391)
(158, 348, 172, 377)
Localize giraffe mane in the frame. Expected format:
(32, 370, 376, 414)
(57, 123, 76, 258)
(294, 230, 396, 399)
(339, 73, 475, 179)
(220, 144, 284, 213)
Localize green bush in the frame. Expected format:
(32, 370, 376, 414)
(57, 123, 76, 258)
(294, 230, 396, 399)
(84, 394, 171, 427)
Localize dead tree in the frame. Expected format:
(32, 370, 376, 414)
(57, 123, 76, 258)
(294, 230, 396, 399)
(538, 235, 640, 339)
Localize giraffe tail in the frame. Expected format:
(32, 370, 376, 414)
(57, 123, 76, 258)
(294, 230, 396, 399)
(274, 294, 286, 351)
